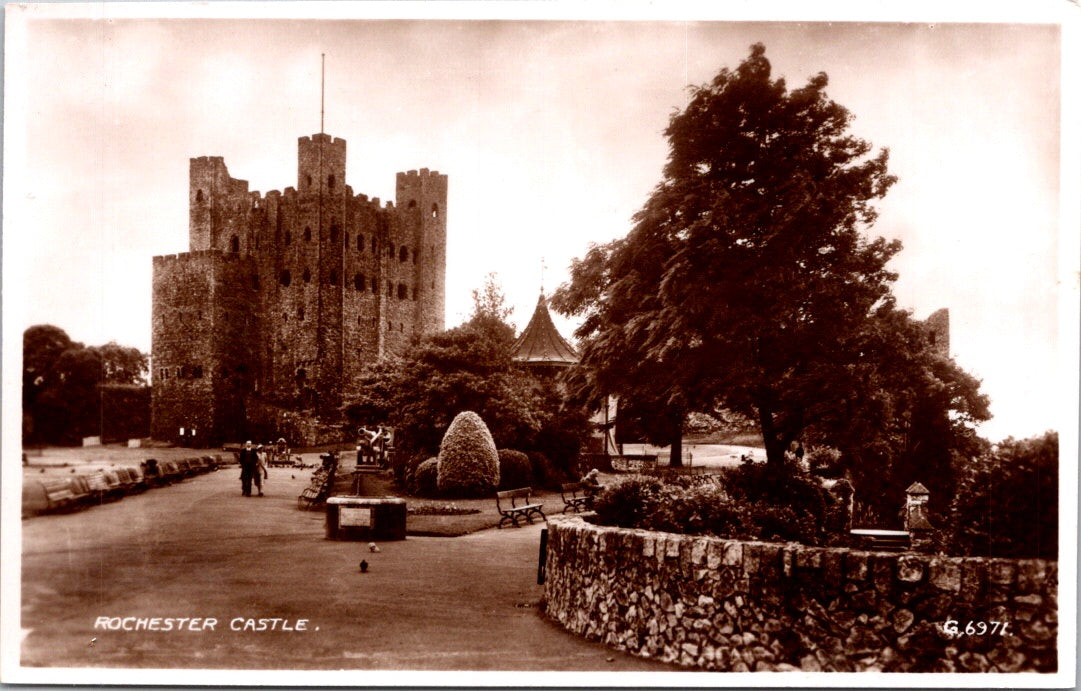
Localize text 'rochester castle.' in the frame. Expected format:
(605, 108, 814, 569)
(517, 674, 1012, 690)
(151, 132, 447, 444)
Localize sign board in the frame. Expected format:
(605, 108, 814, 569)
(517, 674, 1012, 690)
(339, 507, 373, 528)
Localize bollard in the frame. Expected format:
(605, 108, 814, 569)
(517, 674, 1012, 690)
(537, 528, 548, 585)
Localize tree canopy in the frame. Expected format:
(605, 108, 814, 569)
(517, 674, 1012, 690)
(343, 276, 590, 484)
(23, 325, 150, 444)
(552, 43, 985, 474)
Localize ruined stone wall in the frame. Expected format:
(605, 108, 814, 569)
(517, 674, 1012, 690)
(543, 516, 1057, 673)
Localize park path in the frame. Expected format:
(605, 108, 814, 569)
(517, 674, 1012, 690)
(19, 465, 672, 675)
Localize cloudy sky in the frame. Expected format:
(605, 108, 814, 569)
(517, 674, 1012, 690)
(4, 3, 1076, 443)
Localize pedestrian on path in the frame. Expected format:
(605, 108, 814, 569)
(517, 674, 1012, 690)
(238, 441, 259, 497)
(253, 445, 269, 496)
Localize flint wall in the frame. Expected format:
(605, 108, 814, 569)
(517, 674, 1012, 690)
(542, 516, 1057, 673)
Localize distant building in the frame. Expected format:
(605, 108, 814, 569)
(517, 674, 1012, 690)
(924, 308, 950, 356)
(151, 131, 447, 444)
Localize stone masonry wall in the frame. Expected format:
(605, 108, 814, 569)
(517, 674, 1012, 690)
(543, 516, 1057, 673)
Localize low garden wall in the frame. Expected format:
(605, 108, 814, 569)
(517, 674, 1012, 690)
(542, 516, 1057, 673)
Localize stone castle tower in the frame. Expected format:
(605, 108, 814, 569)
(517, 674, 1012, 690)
(151, 132, 447, 444)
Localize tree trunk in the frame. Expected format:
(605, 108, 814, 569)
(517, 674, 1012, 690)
(758, 405, 786, 466)
(669, 429, 683, 468)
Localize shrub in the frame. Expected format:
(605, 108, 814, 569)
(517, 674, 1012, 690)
(592, 476, 665, 528)
(436, 411, 500, 497)
(412, 457, 439, 496)
(947, 431, 1058, 559)
(808, 446, 845, 478)
(592, 465, 847, 546)
(497, 449, 532, 490)
(527, 451, 556, 489)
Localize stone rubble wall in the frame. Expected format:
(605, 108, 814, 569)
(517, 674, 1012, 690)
(542, 516, 1057, 673)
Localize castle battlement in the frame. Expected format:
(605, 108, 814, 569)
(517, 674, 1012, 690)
(298, 133, 345, 146)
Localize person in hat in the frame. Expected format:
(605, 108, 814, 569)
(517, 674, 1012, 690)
(238, 440, 259, 497)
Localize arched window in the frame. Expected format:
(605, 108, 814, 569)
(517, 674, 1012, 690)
(357, 234, 364, 251)
(304, 226, 312, 242)
(305, 174, 312, 189)
(371, 237, 377, 252)
(196, 189, 204, 203)
(399, 246, 408, 262)
(297, 306, 305, 321)
(397, 283, 407, 299)
(285, 229, 292, 245)
(280, 270, 291, 286)
(328, 174, 336, 189)
(408, 199, 417, 209)
(354, 273, 365, 291)
(254, 233, 260, 250)
(431, 203, 439, 219)
(296, 368, 307, 382)
(302, 268, 311, 283)
(330, 223, 339, 243)
(252, 274, 260, 291)
(329, 270, 338, 286)
(230, 235, 240, 253)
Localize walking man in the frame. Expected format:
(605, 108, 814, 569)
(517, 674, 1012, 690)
(239, 440, 259, 497)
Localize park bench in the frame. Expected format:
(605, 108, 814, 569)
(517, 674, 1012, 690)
(610, 454, 658, 474)
(67, 475, 94, 504)
(22, 478, 82, 516)
(159, 460, 182, 484)
(43, 478, 79, 511)
(559, 482, 592, 513)
(495, 487, 546, 528)
(850, 528, 911, 553)
(83, 469, 117, 502)
(298, 460, 338, 511)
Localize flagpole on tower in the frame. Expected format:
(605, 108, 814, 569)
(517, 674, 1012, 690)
(320, 53, 325, 134)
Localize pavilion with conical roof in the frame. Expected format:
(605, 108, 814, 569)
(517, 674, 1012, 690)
(511, 292, 579, 374)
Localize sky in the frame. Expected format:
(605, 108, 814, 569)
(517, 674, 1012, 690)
(4, 3, 1077, 443)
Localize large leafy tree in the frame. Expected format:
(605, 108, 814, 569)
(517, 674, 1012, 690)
(23, 325, 150, 444)
(554, 43, 901, 466)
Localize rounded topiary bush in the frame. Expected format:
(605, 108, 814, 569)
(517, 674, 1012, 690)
(412, 457, 440, 496)
(437, 411, 500, 496)
(497, 449, 532, 490)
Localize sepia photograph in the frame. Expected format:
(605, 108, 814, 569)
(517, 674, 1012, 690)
(2, 1, 1077, 686)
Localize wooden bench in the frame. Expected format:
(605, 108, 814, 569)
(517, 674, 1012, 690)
(559, 482, 592, 513)
(298, 462, 337, 511)
(495, 487, 546, 528)
(42, 478, 79, 511)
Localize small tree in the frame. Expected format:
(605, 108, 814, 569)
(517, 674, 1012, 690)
(437, 411, 500, 496)
(948, 431, 1058, 559)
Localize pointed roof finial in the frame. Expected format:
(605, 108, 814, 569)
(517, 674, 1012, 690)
(540, 257, 547, 296)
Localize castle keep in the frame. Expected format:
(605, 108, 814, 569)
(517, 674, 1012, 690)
(151, 132, 447, 444)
